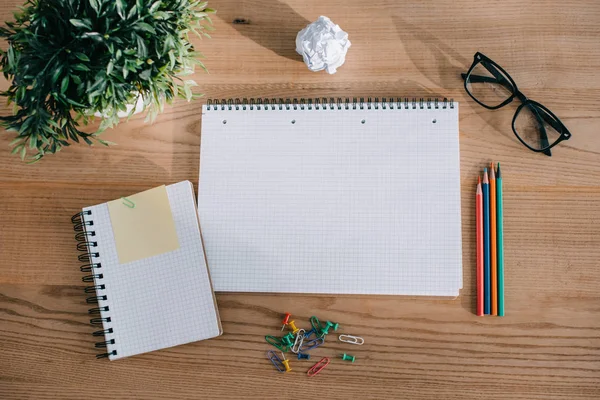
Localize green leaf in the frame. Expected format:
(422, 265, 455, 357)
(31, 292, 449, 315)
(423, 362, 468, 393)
(26, 153, 43, 164)
(149, 1, 162, 13)
(116, 0, 126, 19)
(153, 11, 170, 20)
(136, 34, 148, 58)
(72, 64, 90, 72)
(11, 143, 24, 154)
(71, 75, 82, 85)
(127, 5, 137, 20)
(168, 50, 176, 69)
(135, 22, 156, 34)
(107, 60, 114, 75)
(183, 84, 192, 101)
(74, 52, 90, 62)
(9, 137, 23, 146)
(7, 45, 15, 67)
(20, 144, 26, 160)
(69, 19, 92, 30)
(96, 138, 117, 146)
(80, 32, 103, 42)
(65, 98, 87, 107)
(60, 75, 69, 93)
(140, 69, 152, 80)
(51, 65, 63, 84)
(89, 0, 101, 15)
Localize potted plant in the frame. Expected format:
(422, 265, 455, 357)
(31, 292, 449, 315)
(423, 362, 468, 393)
(0, 0, 215, 162)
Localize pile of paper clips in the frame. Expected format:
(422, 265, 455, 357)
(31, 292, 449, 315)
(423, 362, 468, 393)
(265, 313, 364, 377)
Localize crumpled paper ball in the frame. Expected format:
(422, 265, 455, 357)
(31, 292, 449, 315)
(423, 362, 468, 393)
(295, 16, 351, 74)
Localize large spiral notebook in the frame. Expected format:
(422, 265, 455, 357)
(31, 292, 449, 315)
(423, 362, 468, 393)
(198, 98, 463, 296)
(72, 181, 222, 360)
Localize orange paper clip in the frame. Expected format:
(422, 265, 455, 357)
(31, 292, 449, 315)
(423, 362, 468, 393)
(307, 357, 330, 377)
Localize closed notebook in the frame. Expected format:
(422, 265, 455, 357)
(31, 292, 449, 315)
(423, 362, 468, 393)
(72, 181, 222, 360)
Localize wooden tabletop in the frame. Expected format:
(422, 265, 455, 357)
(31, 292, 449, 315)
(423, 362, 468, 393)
(1, 1, 599, 399)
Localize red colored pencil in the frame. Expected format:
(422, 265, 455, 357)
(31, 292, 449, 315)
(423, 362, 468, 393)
(476, 176, 484, 316)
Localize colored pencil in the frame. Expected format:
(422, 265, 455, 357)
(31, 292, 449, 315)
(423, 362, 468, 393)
(482, 169, 491, 315)
(490, 163, 498, 315)
(496, 163, 505, 316)
(476, 177, 484, 316)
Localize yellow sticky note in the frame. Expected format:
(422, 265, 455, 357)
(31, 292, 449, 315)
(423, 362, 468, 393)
(107, 185, 179, 264)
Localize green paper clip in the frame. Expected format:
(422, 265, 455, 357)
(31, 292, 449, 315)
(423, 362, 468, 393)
(121, 197, 135, 208)
(310, 316, 323, 335)
(265, 335, 286, 351)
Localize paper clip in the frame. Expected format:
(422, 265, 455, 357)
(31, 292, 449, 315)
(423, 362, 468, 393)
(291, 329, 305, 353)
(121, 197, 135, 208)
(300, 337, 324, 352)
(304, 328, 317, 339)
(265, 335, 286, 351)
(310, 316, 323, 334)
(266, 350, 285, 373)
(338, 334, 364, 345)
(307, 357, 330, 377)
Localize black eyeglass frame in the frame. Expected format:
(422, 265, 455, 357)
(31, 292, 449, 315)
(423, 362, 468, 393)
(461, 52, 571, 156)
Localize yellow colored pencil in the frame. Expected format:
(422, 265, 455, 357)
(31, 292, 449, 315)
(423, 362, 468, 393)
(490, 163, 498, 315)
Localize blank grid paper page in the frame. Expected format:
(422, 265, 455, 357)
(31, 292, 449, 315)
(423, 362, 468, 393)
(85, 181, 221, 360)
(198, 103, 462, 295)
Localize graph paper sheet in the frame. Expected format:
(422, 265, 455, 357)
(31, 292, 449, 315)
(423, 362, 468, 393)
(84, 181, 222, 360)
(198, 103, 462, 295)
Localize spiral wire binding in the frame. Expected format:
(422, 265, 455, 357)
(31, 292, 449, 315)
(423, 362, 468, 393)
(206, 97, 454, 111)
(71, 210, 117, 359)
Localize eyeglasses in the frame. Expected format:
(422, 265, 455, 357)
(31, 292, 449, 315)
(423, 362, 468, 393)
(461, 52, 571, 156)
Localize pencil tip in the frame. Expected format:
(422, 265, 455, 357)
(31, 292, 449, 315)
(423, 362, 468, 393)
(483, 169, 489, 184)
(478, 176, 481, 184)
(497, 163, 501, 178)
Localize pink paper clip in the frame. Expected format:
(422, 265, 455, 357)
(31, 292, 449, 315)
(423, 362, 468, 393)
(307, 357, 330, 377)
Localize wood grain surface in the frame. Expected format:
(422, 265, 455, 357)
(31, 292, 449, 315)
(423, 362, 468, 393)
(1, 1, 600, 399)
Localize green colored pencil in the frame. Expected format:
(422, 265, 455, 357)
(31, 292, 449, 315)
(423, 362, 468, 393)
(496, 163, 505, 316)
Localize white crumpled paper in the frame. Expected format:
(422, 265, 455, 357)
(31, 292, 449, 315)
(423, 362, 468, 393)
(295, 16, 351, 74)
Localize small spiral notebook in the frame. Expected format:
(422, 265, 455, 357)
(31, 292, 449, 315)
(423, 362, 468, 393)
(72, 181, 222, 360)
(198, 98, 463, 296)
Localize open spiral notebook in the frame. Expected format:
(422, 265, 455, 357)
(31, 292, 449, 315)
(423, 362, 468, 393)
(197, 98, 463, 296)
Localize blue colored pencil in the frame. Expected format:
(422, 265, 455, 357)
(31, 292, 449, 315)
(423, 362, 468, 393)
(482, 168, 491, 315)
